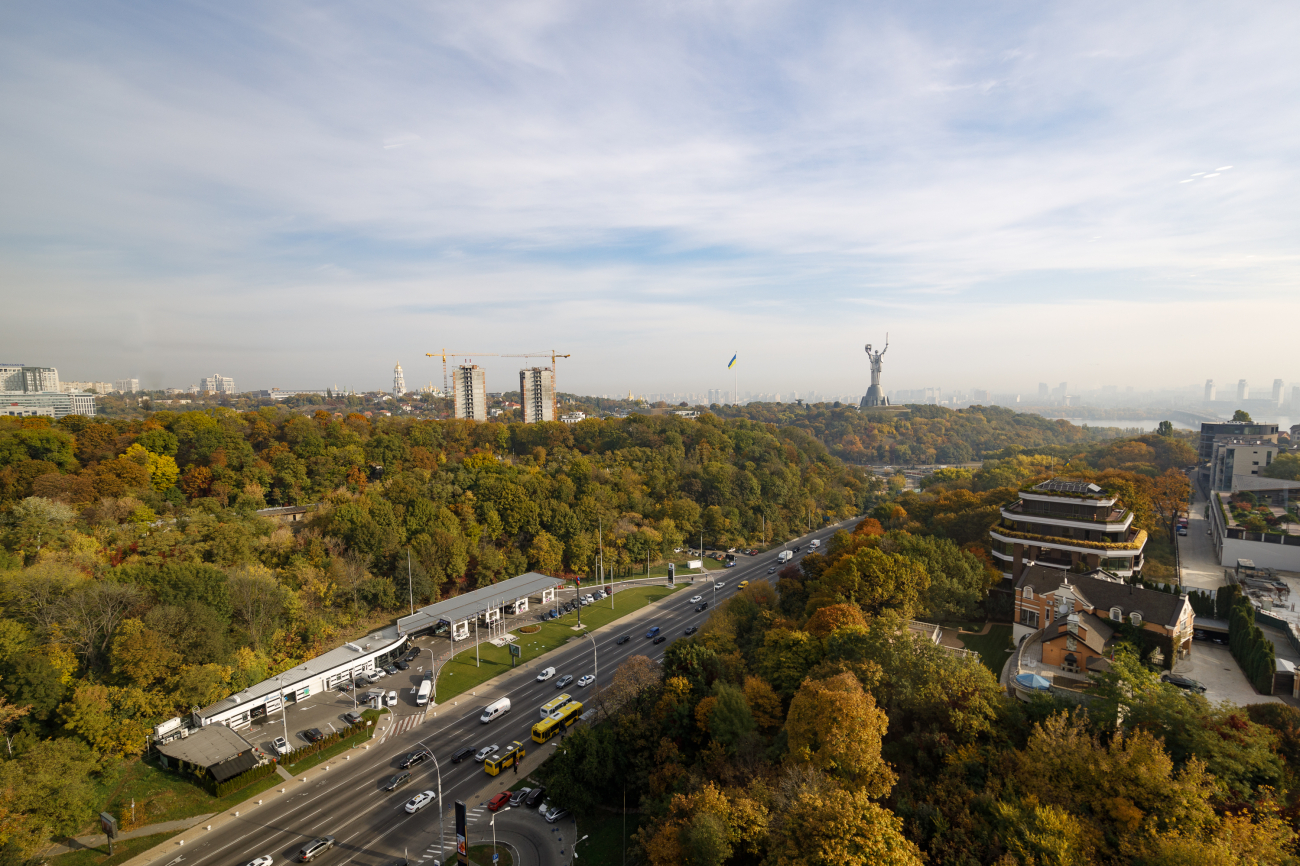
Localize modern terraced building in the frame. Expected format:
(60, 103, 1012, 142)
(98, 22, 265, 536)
(990, 479, 1147, 582)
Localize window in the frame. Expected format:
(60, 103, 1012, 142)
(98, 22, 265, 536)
(1019, 608, 1039, 628)
(1023, 586, 1034, 600)
(1129, 612, 1142, 626)
(1110, 607, 1122, 621)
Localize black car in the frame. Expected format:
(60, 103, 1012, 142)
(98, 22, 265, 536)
(384, 664, 399, 675)
(685, 626, 698, 636)
(525, 786, 547, 807)
(695, 602, 708, 612)
(383, 771, 412, 791)
(394, 659, 410, 670)
(451, 746, 475, 764)
(652, 635, 667, 644)
(405, 649, 420, 661)
(1161, 673, 1207, 694)
(400, 748, 432, 769)
(302, 728, 326, 743)
(616, 635, 631, 645)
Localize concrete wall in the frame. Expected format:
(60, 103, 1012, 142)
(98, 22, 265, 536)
(1219, 535, 1300, 571)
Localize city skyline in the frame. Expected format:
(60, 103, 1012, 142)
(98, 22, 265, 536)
(3, 3, 1299, 393)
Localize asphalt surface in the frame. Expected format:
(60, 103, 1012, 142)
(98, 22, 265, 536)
(166, 519, 858, 866)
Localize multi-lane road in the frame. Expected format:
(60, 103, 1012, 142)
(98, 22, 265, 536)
(162, 518, 858, 866)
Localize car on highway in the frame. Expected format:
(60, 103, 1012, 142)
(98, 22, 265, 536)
(545, 806, 571, 823)
(394, 659, 410, 670)
(653, 635, 667, 645)
(296, 837, 335, 862)
(689, 595, 703, 604)
(243, 856, 273, 866)
(385, 690, 399, 707)
(509, 787, 532, 807)
(271, 736, 290, 756)
(739, 580, 749, 588)
(684, 626, 698, 636)
(536, 666, 556, 681)
(577, 674, 595, 687)
(400, 748, 432, 769)
(1161, 673, 1207, 694)
(616, 635, 631, 645)
(451, 746, 475, 763)
(646, 626, 661, 639)
(384, 771, 412, 791)
(475, 744, 499, 762)
(302, 728, 326, 743)
(344, 710, 363, 725)
(767, 567, 776, 574)
(695, 602, 708, 612)
(555, 674, 574, 688)
(405, 791, 436, 813)
(487, 791, 511, 811)
(715, 582, 724, 589)
(525, 786, 546, 807)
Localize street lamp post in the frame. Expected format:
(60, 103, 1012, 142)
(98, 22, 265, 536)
(278, 674, 289, 744)
(491, 807, 510, 860)
(427, 647, 448, 704)
(572, 830, 588, 864)
(416, 740, 445, 866)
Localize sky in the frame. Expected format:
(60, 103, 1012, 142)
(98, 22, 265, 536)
(2, 1, 1299, 397)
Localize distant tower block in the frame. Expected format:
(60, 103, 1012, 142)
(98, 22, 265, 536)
(1238, 379, 1249, 401)
(453, 365, 486, 421)
(393, 362, 406, 397)
(860, 336, 890, 408)
(1204, 379, 1215, 402)
(1273, 378, 1284, 406)
(520, 367, 555, 423)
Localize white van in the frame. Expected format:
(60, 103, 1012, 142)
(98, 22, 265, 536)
(777, 550, 794, 563)
(808, 539, 821, 549)
(416, 679, 432, 707)
(480, 697, 511, 724)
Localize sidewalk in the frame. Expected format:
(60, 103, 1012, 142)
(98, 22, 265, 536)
(44, 815, 218, 858)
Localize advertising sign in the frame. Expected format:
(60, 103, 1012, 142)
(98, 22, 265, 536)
(667, 563, 675, 585)
(99, 812, 118, 839)
(687, 559, 702, 570)
(509, 643, 521, 657)
(456, 801, 467, 866)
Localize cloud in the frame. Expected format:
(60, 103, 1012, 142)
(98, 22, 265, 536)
(0, 0, 1298, 392)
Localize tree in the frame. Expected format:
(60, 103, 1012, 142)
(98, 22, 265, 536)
(603, 654, 662, 715)
(0, 738, 99, 859)
(707, 682, 756, 752)
(1233, 410, 1253, 423)
(742, 674, 783, 732)
(806, 546, 929, 619)
(55, 581, 146, 669)
(527, 530, 564, 575)
(0, 691, 31, 756)
(227, 565, 288, 651)
(1156, 420, 1175, 436)
(110, 619, 179, 689)
(786, 672, 895, 796)
(1148, 468, 1192, 543)
(59, 682, 159, 757)
(767, 782, 922, 866)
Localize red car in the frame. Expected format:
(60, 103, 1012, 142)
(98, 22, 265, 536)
(487, 791, 511, 812)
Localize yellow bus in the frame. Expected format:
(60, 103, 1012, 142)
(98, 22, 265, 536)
(484, 741, 525, 776)
(539, 693, 571, 719)
(530, 700, 584, 744)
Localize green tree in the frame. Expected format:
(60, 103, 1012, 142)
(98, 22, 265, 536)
(1233, 409, 1253, 422)
(0, 738, 99, 858)
(707, 682, 756, 753)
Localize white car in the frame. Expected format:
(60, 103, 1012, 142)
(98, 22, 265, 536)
(244, 856, 273, 866)
(689, 595, 703, 604)
(593, 590, 606, 600)
(405, 791, 436, 813)
(372, 668, 386, 679)
(577, 675, 595, 687)
(536, 667, 556, 682)
(475, 744, 499, 762)
(385, 690, 398, 707)
(714, 582, 724, 589)
(271, 737, 290, 756)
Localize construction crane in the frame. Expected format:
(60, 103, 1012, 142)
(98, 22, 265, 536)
(503, 351, 571, 420)
(425, 351, 499, 396)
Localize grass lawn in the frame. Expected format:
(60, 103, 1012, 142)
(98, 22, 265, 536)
(574, 806, 644, 866)
(467, 843, 512, 866)
(958, 624, 1014, 676)
(51, 831, 182, 866)
(434, 583, 683, 702)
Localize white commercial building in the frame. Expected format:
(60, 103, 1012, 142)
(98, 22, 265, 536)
(1, 392, 96, 418)
(453, 365, 486, 421)
(201, 374, 237, 394)
(0, 365, 60, 393)
(520, 367, 555, 423)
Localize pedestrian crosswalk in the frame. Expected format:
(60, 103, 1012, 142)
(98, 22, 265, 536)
(375, 711, 427, 744)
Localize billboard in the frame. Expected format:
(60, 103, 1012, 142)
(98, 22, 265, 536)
(456, 800, 467, 866)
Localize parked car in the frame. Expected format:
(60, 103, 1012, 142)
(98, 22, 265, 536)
(1177, 526, 1188, 535)
(593, 590, 606, 600)
(487, 791, 511, 812)
(684, 626, 698, 636)
(653, 635, 667, 645)
(538, 799, 553, 815)
(384, 771, 412, 791)
(302, 728, 326, 743)
(616, 635, 631, 645)
(556, 674, 574, 688)
(577, 674, 595, 687)
(545, 806, 571, 824)
(385, 690, 399, 707)
(509, 787, 532, 807)
(525, 786, 547, 808)
(405, 791, 435, 813)
(536, 667, 556, 681)
(451, 746, 475, 764)
(695, 602, 708, 612)
(689, 595, 703, 604)
(296, 837, 335, 862)
(394, 659, 410, 671)
(400, 749, 432, 769)
(1161, 673, 1207, 694)
(344, 710, 363, 725)
(475, 744, 500, 762)
(383, 664, 399, 675)
(272, 736, 290, 756)
(371, 668, 386, 679)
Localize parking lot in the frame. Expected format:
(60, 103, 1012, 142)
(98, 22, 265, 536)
(1176, 640, 1282, 705)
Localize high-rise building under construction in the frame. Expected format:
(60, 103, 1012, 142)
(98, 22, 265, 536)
(520, 367, 555, 423)
(453, 365, 486, 421)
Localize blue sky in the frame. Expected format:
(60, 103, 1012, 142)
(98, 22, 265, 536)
(2, 1, 1298, 396)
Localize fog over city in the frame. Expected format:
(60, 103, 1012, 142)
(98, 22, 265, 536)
(2, 2, 1299, 396)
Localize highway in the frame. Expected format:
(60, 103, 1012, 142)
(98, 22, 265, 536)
(165, 518, 859, 866)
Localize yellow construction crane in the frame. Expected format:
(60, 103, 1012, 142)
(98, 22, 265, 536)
(425, 350, 499, 396)
(502, 351, 571, 420)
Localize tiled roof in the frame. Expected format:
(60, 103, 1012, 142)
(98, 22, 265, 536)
(1015, 565, 1188, 629)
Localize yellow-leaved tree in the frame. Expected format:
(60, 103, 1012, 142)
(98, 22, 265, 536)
(786, 672, 895, 797)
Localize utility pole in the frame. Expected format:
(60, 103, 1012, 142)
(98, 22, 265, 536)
(407, 550, 414, 615)
(475, 618, 479, 668)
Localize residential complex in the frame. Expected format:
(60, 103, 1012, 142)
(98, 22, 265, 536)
(990, 479, 1147, 581)
(114, 377, 140, 392)
(453, 364, 487, 421)
(0, 364, 59, 393)
(520, 367, 556, 423)
(1196, 421, 1279, 492)
(1207, 436, 1280, 491)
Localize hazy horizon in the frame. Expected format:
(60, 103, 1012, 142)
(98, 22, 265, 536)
(3, 2, 1299, 395)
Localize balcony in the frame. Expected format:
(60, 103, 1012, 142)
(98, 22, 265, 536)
(990, 524, 1148, 554)
(1002, 500, 1131, 526)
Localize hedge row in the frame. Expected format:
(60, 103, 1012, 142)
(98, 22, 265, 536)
(283, 712, 382, 768)
(1228, 600, 1275, 695)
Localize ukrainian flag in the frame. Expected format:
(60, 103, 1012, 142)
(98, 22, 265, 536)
(727, 353, 737, 369)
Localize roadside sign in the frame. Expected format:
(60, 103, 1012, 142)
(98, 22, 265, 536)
(508, 644, 521, 657)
